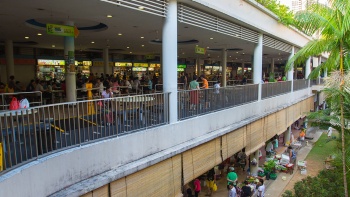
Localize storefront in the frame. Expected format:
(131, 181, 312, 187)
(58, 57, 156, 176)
(177, 64, 187, 77)
(132, 63, 149, 79)
(37, 59, 65, 82)
(75, 61, 91, 77)
(91, 61, 114, 76)
(113, 62, 132, 79)
(149, 63, 161, 77)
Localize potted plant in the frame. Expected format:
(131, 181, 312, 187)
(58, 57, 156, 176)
(264, 160, 276, 180)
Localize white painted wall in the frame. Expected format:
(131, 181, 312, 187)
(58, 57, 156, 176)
(0, 87, 311, 197)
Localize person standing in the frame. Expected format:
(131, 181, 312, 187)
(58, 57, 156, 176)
(327, 126, 333, 139)
(200, 75, 209, 109)
(228, 182, 237, 197)
(189, 76, 200, 110)
(194, 178, 201, 197)
(241, 181, 252, 197)
(257, 179, 265, 197)
(226, 167, 238, 189)
(205, 168, 216, 196)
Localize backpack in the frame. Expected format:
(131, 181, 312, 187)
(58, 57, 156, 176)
(9, 97, 20, 110)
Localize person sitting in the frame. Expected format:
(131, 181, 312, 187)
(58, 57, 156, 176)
(26, 80, 36, 92)
(101, 86, 113, 99)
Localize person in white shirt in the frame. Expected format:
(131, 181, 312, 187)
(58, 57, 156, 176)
(327, 126, 333, 138)
(257, 179, 265, 197)
(228, 183, 237, 197)
(101, 86, 113, 98)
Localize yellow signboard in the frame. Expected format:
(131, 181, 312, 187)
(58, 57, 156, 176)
(93, 61, 114, 66)
(134, 63, 149, 67)
(195, 46, 206, 54)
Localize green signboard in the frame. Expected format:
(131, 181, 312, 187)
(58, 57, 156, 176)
(195, 46, 206, 54)
(145, 54, 155, 60)
(177, 64, 187, 69)
(177, 68, 185, 72)
(46, 23, 75, 37)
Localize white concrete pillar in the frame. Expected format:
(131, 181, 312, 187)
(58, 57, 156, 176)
(64, 21, 76, 102)
(323, 68, 327, 78)
(253, 33, 263, 101)
(222, 49, 227, 87)
(103, 48, 109, 75)
(305, 57, 311, 79)
(287, 46, 295, 93)
(5, 40, 14, 80)
(250, 150, 260, 176)
(162, 0, 177, 123)
(284, 127, 291, 146)
(271, 58, 275, 74)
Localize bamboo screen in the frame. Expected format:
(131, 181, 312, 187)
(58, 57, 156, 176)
(248, 119, 265, 154)
(295, 102, 302, 120)
(81, 192, 92, 197)
(226, 126, 246, 158)
(192, 140, 217, 179)
(182, 150, 194, 184)
(309, 97, 314, 111)
(92, 185, 109, 197)
(215, 138, 222, 165)
(125, 158, 178, 197)
(221, 135, 228, 160)
(171, 155, 182, 196)
(277, 110, 287, 135)
(110, 178, 127, 197)
(287, 106, 294, 126)
(245, 124, 252, 155)
(265, 113, 277, 140)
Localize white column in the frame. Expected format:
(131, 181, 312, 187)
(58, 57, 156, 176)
(250, 150, 260, 176)
(222, 49, 227, 87)
(253, 33, 263, 101)
(270, 58, 275, 74)
(103, 48, 109, 75)
(64, 21, 76, 102)
(287, 46, 295, 93)
(305, 57, 311, 79)
(162, 0, 177, 123)
(323, 68, 327, 78)
(5, 40, 14, 80)
(284, 127, 291, 146)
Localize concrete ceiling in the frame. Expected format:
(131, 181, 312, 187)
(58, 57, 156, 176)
(0, 0, 290, 64)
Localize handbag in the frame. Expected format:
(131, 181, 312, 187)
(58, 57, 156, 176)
(9, 97, 20, 110)
(212, 182, 217, 192)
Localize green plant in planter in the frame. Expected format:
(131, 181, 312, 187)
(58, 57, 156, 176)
(264, 160, 277, 173)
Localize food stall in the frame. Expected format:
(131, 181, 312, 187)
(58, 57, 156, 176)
(37, 59, 65, 82)
(132, 63, 148, 79)
(149, 63, 161, 77)
(177, 64, 186, 76)
(75, 61, 91, 77)
(113, 62, 132, 79)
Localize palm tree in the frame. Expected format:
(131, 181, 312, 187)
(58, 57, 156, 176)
(285, 1, 350, 196)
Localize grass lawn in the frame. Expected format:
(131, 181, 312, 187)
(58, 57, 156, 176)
(306, 132, 339, 162)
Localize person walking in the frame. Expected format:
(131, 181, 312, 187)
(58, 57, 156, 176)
(257, 179, 265, 197)
(194, 178, 201, 197)
(228, 182, 237, 197)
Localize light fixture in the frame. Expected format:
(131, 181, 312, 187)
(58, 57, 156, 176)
(196, 45, 198, 46)
(138, 6, 144, 10)
(25, 36, 29, 39)
(236, 58, 238, 59)
(107, 15, 113, 18)
(141, 45, 144, 47)
(207, 46, 210, 48)
(210, 38, 213, 40)
(130, 52, 133, 54)
(118, 33, 122, 36)
(52, 45, 55, 48)
(127, 46, 130, 49)
(236, 52, 239, 54)
(242, 53, 245, 54)
(140, 36, 144, 39)
(37, 33, 42, 36)
(229, 56, 232, 57)
(91, 41, 95, 44)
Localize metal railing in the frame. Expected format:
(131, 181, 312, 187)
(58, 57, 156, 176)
(154, 83, 185, 93)
(261, 81, 292, 99)
(0, 92, 169, 172)
(311, 78, 325, 86)
(0, 91, 42, 110)
(178, 84, 259, 120)
(293, 79, 309, 91)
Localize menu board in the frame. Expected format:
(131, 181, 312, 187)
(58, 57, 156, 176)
(177, 68, 185, 72)
(134, 63, 148, 67)
(132, 67, 147, 71)
(178, 64, 187, 69)
(38, 59, 65, 66)
(115, 62, 132, 67)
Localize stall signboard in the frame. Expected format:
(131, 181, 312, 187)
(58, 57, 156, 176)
(93, 61, 114, 66)
(75, 61, 92, 66)
(195, 46, 206, 54)
(178, 64, 187, 69)
(132, 67, 147, 71)
(46, 23, 75, 37)
(115, 62, 132, 67)
(150, 63, 160, 68)
(177, 68, 185, 72)
(134, 63, 148, 67)
(38, 59, 65, 66)
(148, 67, 154, 71)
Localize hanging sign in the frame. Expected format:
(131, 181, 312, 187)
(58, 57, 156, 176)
(46, 23, 75, 37)
(195, 46, 206, 54)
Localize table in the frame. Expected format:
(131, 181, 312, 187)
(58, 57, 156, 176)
(115, 96, 155, 123)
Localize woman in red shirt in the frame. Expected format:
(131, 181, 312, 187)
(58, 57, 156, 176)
(194, 178, 201, 197)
